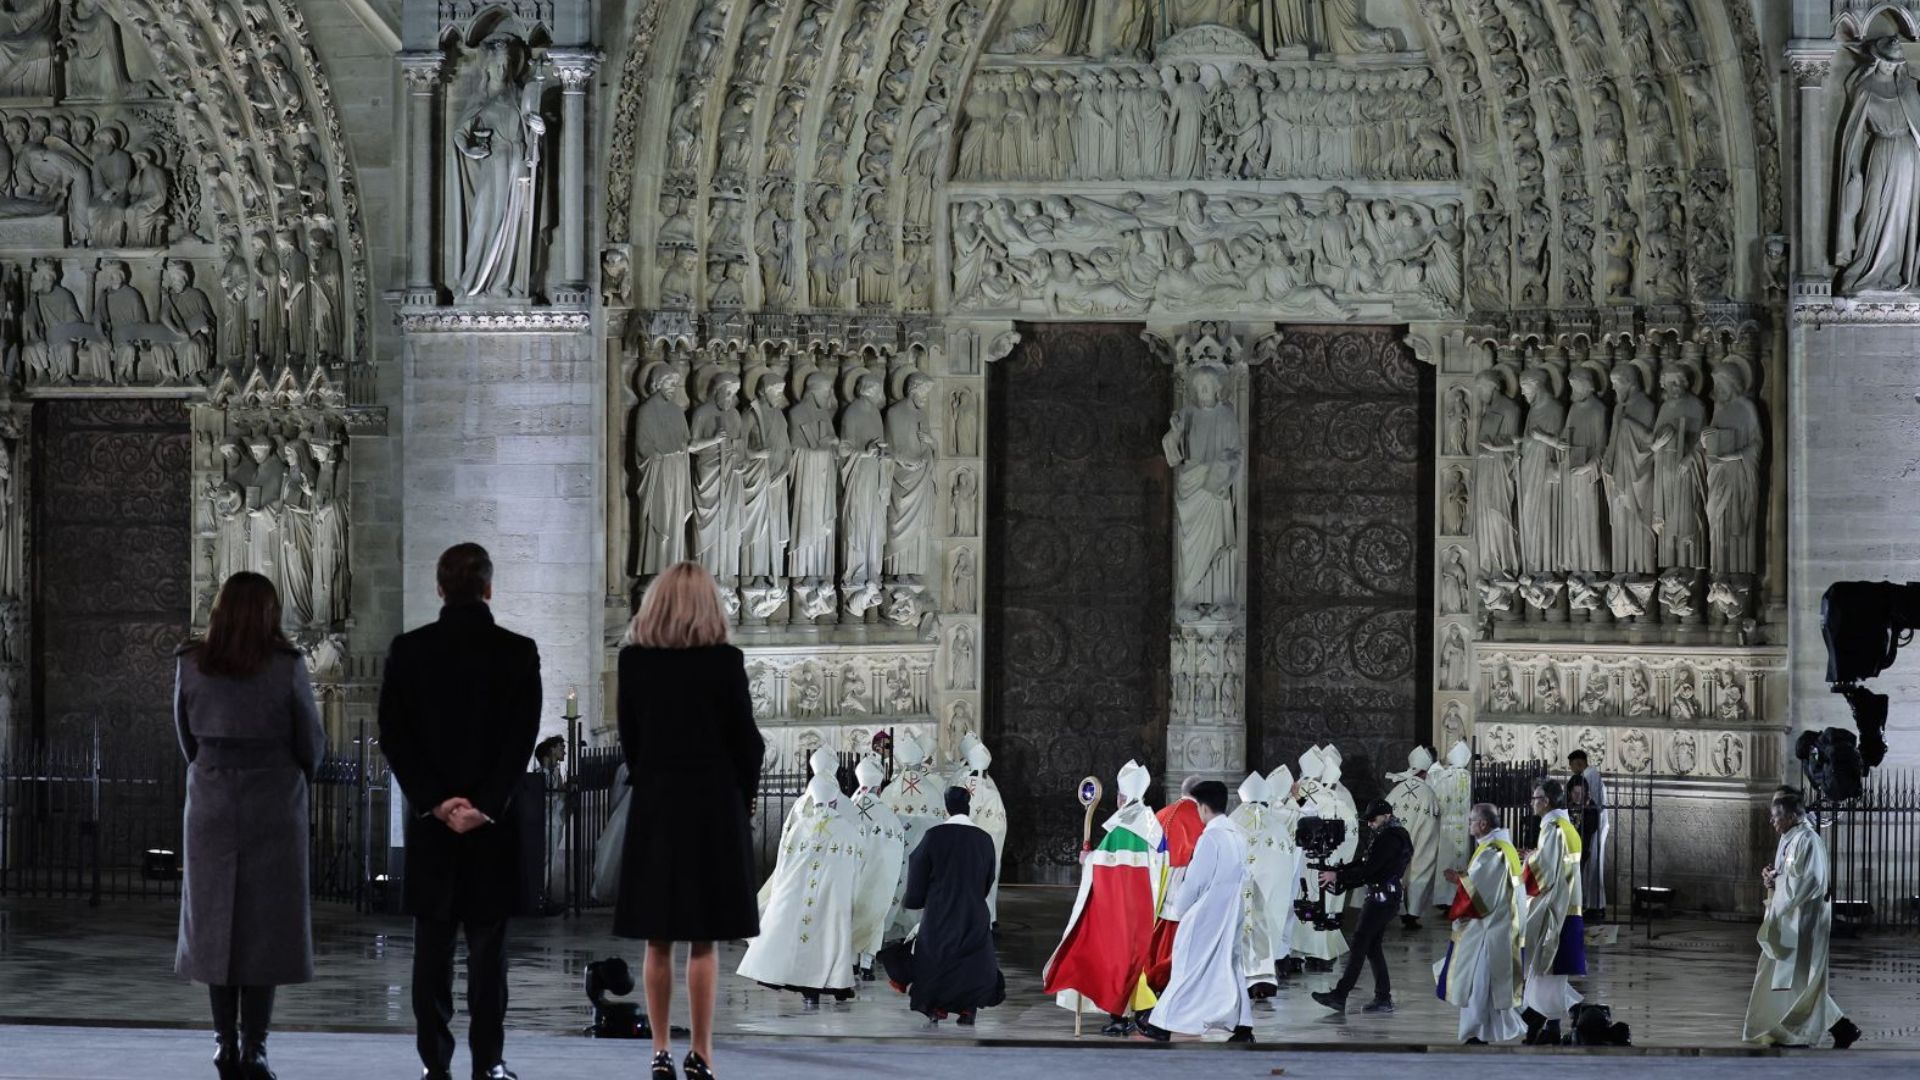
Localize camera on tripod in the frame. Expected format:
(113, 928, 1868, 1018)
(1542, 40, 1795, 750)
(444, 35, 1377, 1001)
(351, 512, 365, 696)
(1292, 816, 1348, 932)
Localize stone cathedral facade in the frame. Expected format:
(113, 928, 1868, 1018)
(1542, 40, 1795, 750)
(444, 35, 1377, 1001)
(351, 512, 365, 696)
(0, 0, 1911, 908)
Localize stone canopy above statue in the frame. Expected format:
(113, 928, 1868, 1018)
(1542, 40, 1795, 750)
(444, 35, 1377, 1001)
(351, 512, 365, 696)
(986, 0, 1410, 61)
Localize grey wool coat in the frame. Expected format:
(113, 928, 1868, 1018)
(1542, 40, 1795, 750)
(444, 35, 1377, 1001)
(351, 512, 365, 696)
(173, 646, 326, 986)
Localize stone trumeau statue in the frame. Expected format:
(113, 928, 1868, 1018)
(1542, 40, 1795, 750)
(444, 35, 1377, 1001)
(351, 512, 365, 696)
(1163, 364, 1241, 617)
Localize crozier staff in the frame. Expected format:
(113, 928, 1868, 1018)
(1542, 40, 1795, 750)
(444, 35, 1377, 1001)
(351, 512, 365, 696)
(1743, 788, 1861, 1049)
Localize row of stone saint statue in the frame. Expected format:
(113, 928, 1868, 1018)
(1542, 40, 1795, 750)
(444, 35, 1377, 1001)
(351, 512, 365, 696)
(208, 425, 349, 632)
(5, 258, 214, 385)
(1459, 352, 1763, 614)
(956, 63, 1453, 183)
(737, 734, 1004, 998)
(632, 362, 953, 623)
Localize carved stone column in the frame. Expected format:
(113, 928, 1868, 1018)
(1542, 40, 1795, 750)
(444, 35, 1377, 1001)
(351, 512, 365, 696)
(1785, 45, 1834, 280)
(1149, 322, 1254, 787)
(399, 53, 443, 304)
(549, 50, 600, 306)
(1407, 324, 1476, 751)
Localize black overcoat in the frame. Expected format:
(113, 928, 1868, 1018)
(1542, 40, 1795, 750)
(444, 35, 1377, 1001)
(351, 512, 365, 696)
(378, 602, 542, 923)
(174, 647, 326, 986)
(900, 820, 1005, 1015)
(612, 644, 764, 941)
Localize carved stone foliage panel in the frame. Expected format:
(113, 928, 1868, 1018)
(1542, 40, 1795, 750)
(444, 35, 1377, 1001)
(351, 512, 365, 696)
(1249, 325, 1431, 809)
(32, 399, 190, 754)
(986, 323, 1170, 879)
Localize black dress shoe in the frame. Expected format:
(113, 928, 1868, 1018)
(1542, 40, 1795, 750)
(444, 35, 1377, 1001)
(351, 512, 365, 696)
(1401, 916, 1423, 931)
(1137, 1020, 1171, 1042)
(956, 1010, 976, 1026)
(473, 1066, 517, 1080)
(683, 1051, 716, 1080)
(1465, 1037, 1487, 1045)
(1832, 1017, 1862, 1049)
(1362, 998, 1395, 1014)
(1311, 990, 1347, 1013)
(1227, 1025, 1256, 1044)
(1305, 957, 1335, 973)
(422, 1073, 453, 1080)
(239, 1046, 276, 1080)
(651, 1050, 677, 1080)
(1099, 1016, 1135, 1037)
(214, 1039, 241, 1080)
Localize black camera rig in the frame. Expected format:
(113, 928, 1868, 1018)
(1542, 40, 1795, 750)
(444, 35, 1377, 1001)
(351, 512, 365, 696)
(1813, 582, 1904, 800)
(1292, 816, 1349, 932)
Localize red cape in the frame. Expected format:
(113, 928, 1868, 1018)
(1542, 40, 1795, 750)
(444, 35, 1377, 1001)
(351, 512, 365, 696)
(1145, 798, 1204, 991)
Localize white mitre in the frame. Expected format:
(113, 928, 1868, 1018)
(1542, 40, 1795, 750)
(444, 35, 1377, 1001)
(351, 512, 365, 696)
(966, 739, 993, 773)
(1117, 759, 1150, 804)
(806, 772, 841, 807)
(1237, 770, 1268, 805)
(1446, 740, 1471, 767)
(894, 731, 928, 768)
(854, 754, 885, 792)
(809, 746, 837, 778)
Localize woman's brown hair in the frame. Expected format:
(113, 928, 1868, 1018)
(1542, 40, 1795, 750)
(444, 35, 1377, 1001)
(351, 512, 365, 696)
(628, 561, 730, 649)
(196, 571, 290, 678)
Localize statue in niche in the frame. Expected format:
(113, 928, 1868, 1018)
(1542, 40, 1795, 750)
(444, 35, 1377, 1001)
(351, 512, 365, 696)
(1439, 547, 1469, 615)
(98, 259, 155, 384)
(307, 436, 347, 627)
(632, 366, 695, 578)
(601, 249, 631, 307)
(1439, 626, 1468, 690)
(0, 440, 14, 599)
(452, 35, 546, 300)
(884, 373, 937, 581)
(275, 229, 310, 357)
(1471, 367, 1523, 575)
(1441, 701, 1466, 749)
(842, 664, 871, 714)
(950, 623, 976, 691)
(1537, 668, 1565, 715)
(21, 258, 93, 383)
(64, 0, 135, 99)
(278, 435, 316, 626)
(1578, 666, 1609, 715)
(1603, 362, 1658, 574)
(755, 207, 794, 306)
(949, 388, 978, 456)
(1833, 36, 1920, 293)
(1166, 65, 1208, 182)
(740, 368, 793, 590)
(1516, 367, 1565, 574)
(245, 431, 286, 591)
(1625, 666, 1653, 716)
(1701, 359, 1762, 576)
(839, 373, 892, 614)
(950, 466, 978, 537)
(1716, 670, 1749, 723)
(1650, 364, 1708, 569)
(86, 127, 135, 247)
(1669, 669, 1701, 721)
(787, 370, 840, 592)
(127, 148, 171, 247)
(1668, 731, 1698, 775)
(792, 665, 823, 716)
(19, 118, 96, 245)
(1556, 365, 1610, 573)
(1487, 662, 1520, 712)
(689, 368, 746, 588)
(1164, 365, 1241, 619)
(1441, 467, 1468, 537)
(659, 249, 696, 307)
(249, 230, 280, 355)
(1443, 387, 1471, 457)
(949, 547, 976, 613)
(0, 0, 56, 98)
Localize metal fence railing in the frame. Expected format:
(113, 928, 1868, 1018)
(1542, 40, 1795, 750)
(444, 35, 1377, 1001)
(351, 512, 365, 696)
(1470, 754, 1655, 931)
(1813, 767, 1919, 933)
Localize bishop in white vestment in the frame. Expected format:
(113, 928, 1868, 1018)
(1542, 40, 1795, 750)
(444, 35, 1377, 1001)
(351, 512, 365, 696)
(1142, 781, 1254, 1041)
(1435, 804, 1525, 1045)
(1386, 746, 1441, 929)
(951, 734, 1007, 922)
(849, 755, 906, 975)
(883, 733, 945, 941)
(738, 771, 863, 1002)
(1230, 768, 1301, 995)
(1290, 747, 1352, 965)
(1427, 741, 1474, 910)
(1743, 789, 1859, 1049)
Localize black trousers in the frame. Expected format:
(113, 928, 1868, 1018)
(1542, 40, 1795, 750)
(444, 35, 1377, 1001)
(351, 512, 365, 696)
(1333, 898, 1397, 1001)
(413, 916, 509, 1073)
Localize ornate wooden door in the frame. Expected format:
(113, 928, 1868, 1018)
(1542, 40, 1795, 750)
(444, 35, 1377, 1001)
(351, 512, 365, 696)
(1248, 326, 1433, 808)
(985, 324, 1172, 883)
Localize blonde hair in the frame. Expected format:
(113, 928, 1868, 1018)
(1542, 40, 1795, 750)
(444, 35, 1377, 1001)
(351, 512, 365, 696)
(629, 561, 730, 649)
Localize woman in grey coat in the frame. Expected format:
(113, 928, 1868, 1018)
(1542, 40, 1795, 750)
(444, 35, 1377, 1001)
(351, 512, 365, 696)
(175, 572, 325, 1080)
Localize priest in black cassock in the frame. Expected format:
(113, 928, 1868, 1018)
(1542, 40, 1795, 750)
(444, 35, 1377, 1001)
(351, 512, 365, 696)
(881, 786, 1005, 1025)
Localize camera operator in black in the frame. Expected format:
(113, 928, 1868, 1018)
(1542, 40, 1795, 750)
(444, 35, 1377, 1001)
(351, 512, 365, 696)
(1311, 800, 1414, 1014)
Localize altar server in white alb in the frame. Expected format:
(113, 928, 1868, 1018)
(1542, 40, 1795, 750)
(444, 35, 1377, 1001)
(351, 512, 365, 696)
(1230, 768, 1301, 997)
(1435, 803, 1525, 1045)
(951, 734, 1007, 922)
(1743, 788, 1860, 1049)
(1519, 779, 1586, 1045)
(1290, 747, 1352, 969)
(883, 733, 945, 941)
(738, 762, 862, 1005)
(1427, 741, 1474, 912)
(1140, 780, 1255, 1043)
(1386, 746, 1441, 930)
(849, 755, 906, 979)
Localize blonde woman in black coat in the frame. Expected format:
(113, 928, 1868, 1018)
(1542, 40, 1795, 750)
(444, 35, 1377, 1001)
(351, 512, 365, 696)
(614, 561, 765, 1080)
(175, 572, 325, 1080)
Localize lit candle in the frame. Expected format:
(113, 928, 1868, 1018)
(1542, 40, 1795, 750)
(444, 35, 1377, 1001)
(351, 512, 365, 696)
(565, 687, 578, 718)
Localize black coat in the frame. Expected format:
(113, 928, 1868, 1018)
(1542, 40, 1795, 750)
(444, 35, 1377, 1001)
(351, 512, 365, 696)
(612, 644, 764, 941)
(378, 602, 542, 923)
(1336, 821, 1415, 910)
(897, 820, 1005, 1015)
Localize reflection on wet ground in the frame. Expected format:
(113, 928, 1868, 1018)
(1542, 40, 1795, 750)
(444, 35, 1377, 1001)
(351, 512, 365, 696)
(3, 886, 1915, 1049)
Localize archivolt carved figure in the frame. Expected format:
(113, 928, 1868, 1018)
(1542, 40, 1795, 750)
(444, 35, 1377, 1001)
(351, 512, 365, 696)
(452, 35, 547, 300)
(632, 365, 695, 577)
(1471, 366, 1523, 575)
(1603, 361, 1658, 574)
(884, 373, 937, 581)
(1834, 36, 1920, 295)
(1650, 364, 1708, 570)
(1164, 364, 1241, 617)
(1701, 358, 1762, 576)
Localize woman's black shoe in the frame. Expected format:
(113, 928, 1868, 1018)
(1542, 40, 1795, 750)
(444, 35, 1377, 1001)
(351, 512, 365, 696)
(651, 1050, 677, 1080)
(213, 1039, 240, 1080)
(683, 1051, 716, 1080)
(238, 1046, 275, 1080)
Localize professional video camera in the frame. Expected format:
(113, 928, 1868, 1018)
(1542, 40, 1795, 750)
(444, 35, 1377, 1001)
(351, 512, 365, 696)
(1813, 582, 1905, 800)
(1291, 816, 1348, 932)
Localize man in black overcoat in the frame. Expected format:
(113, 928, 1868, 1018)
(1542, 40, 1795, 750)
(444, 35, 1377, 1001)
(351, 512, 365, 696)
(380, 544, 542, 1080)
(886, 786, 1006, 1024)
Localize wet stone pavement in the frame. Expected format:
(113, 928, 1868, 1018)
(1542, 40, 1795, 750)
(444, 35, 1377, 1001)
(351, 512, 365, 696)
(2, 886, 1916, 1051)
